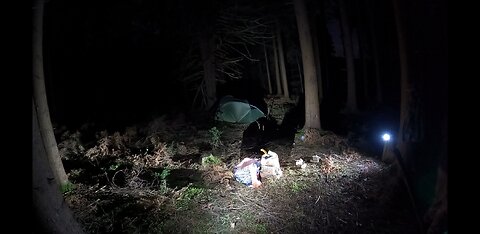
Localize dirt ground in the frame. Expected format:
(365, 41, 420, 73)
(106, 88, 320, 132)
(59, 97, 420, 234)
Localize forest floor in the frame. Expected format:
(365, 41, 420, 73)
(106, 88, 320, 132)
(59, 96, 420, 234)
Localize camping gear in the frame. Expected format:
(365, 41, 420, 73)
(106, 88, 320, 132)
(260, 149, 282, 179)
(233, 158, 262, 188)
(215, 96, 266, 124)
(295, 158, 304, 166)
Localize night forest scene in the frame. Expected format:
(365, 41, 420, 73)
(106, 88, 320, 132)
(32, 0, 447, 233)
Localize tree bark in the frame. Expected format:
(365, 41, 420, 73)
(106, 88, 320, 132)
(294, 0, 321, 130)
(339, 0, 358, 113)
(33, 0, 69, 187)
(424, 160, 447, 234)
(393, 0, 413, 161)
(296, 56, 304, 93)
(263, 43, 273, 94)
(273, 35, 282, 96)
(199, 28, 217, 110)
(424, 106, 448, 234)
(33, 100, 84, 234)
(276, 24, 289, 98)
(310, 12, 323, 100)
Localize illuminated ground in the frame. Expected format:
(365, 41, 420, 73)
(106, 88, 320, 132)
(60, 97, 419, 233)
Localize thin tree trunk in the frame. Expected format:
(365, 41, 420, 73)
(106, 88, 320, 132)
(199, 29, 216, 110)
(263, 43, 273, 94)
(310, 12, 323, 100)
(276, 24, 289, 98)
(33, 100, 84, 234)
(294, 0, 321, 130)
(273, 35, 282, 95)
(367, 0, 383, 105)
(296, 56, 304, 93)
(339, 0, 358, 113)
(33, 0, 69, 187)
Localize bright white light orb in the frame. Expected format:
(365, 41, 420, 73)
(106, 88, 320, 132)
(382, 133, 391, 142)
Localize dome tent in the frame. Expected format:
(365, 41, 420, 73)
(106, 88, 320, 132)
(215, 96, 265, 124)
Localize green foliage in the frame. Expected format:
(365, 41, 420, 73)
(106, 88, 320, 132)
(155, 168, 171, 180)
(202, 154, 222, 166)
(297, 128, 305, 134)
(154, 168, 171, 193)
(176, 186, 205, 210)
(61, 181, 75, 194)
(109, 162, 121, 171)
(240, 212, 268, 233)
(208, 127, 223, 148)
(291, 181, 307, 193)
(255, 223, 268, 234)
(295, 128, 306, 138)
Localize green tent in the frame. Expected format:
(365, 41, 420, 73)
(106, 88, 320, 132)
(215, 96, 265, 124)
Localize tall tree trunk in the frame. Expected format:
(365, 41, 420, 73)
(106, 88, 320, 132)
(33, 0, 69, 187)
(424, 155, 447, 234)
(263, 43, 273, 94)
(310, 12, 323, 100)
(294, 0, 321, 132)
(296, 56, 304, 93)
(367, 0, 383, 105)
(393, 0, 413, 162)
(392, 2, 426, 231)
(33, 100, 84, 234)
(339, 0, 358, 113)
(273, 36, 282, 96)
(276, 24, 289, 98)
(199, 29, 216, 110)
(424, 105, 447, 234)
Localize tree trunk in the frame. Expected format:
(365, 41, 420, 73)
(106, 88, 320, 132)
(424, 159, 447, 234)
(296, 56, 304, 93)
(33, 0, 69, 187)
(367, 0, 383, 105)
(393, 0, 413, 162)
(199, 28, 217, 110)
(273, 35, 282, 96)
(276, 24, 289, 98)
(294, 0, 321, 131)
(339, 0, 358, 113)
(263, 43, 273, 94)
(424, 105, 448, 234)
(310, 12, 323, 100)
(33, 100, 84, 233)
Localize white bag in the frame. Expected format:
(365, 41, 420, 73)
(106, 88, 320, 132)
(260, 149, 283, 179)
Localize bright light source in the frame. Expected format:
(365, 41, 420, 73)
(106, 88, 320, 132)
(382, 133, 391, 142)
